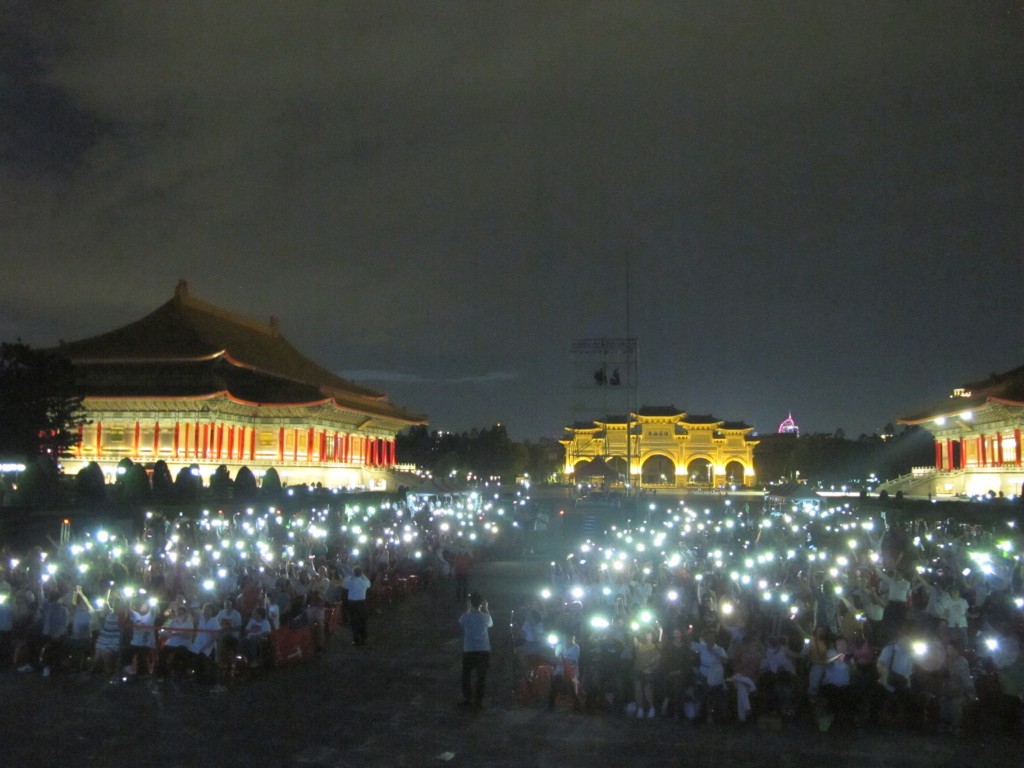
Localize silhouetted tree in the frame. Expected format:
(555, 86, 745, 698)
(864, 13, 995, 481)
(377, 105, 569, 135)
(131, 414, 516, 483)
(234, 466, 258, 500)
(123, 463, 151, 504)
(0, 342, 87, 459)
(261, 467, 282, 498)
(151, 460, 174, 501)
(75, 461, 106, 505)
(210, 464, 233, 498)
(174, 464, 203, 503)
(14, 456, 61, 507)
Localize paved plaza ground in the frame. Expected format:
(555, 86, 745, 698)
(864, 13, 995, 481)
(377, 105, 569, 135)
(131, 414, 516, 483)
(1, 554, 1020, 768)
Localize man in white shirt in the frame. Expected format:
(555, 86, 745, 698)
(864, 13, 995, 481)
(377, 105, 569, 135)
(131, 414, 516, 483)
(342, 566, 371, 646)
(877, 630, 918, 726)
(215, 597, 243, 662)
(189, 603, 220, 684)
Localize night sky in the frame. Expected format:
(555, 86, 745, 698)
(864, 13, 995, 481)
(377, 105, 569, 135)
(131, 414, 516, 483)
(2, 2, 1021, 441)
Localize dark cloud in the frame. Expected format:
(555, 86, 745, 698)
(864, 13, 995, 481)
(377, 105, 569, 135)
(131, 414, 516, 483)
(0, 1, 111, 181)
(0, 2, 1021, 439)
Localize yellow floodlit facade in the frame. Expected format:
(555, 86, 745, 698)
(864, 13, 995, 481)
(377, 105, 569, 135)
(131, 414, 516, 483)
(892, 364, 1024, 498)
(561, 407, 758, 488)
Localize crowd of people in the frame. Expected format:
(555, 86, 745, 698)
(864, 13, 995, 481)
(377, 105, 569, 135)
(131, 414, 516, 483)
(0, 494, 500, 689)
(513, 498, 1024, 738)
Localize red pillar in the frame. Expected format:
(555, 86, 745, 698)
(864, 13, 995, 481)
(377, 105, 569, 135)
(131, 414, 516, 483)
(1015, 429, 1022, 467)
(153, 422, 160, 457)
(996, 432, 1004, 465)
(278, 428, 285, 463)
(133, 421, 141, 458)
(980, 436, 987, 466)
(935, 440, 943, 469)
(958, 437, 966, 469)
(946, 440, 954, 472)
(227, 426, 234, 461)
(173, 422, 180, 459)
(96, 421, 103, 455)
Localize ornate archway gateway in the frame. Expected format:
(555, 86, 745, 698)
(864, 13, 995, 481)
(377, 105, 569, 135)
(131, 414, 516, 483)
(561, 407, 758, 488)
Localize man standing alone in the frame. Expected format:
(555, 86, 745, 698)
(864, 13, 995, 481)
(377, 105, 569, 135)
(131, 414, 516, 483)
(342, 566, 371, 646)
(459, 592, 493, 710)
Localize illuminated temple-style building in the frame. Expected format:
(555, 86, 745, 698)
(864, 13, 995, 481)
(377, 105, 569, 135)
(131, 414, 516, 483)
(892, 364, 1024, 498)
(561, 407, 758, 488)
(58, 281, 426, 489)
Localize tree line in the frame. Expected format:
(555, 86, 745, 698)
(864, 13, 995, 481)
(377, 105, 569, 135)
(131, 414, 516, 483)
(753, 425, 935, 487)
(395, 424, 564, 483)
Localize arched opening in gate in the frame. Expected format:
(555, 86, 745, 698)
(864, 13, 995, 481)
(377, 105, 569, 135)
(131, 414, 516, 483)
(606, 456, 627, 486)
(686, 457, 712, 487)
(725, 460, 747, 487)
(641, 455, 675, 486)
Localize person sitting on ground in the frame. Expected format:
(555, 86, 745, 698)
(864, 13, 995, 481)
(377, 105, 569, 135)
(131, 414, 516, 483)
(306, 587, 325, 649)
(819, 636, 854, 729)
(240, 607, 272, 668)
(938, 639, 976, 737)
(690, 628, 728, 724)
(547, 632, 582, 712)
(727, 626, 763, 725)
(658, 626, 695, 719)
(188, 603, 219, 684)
(215, 597, 243, 663)
(943, 587, 970, 648)
(802, 625, 831, 700)
(759, 635, 798, 718)
(877, 628, 917, 727)
(158, 604, 195, 677)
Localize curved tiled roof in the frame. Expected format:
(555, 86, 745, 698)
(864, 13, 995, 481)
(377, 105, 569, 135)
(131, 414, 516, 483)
(679, 414, 721, 426)
(637, 405, 684, 417)
(57, 282, 426, 424)
(899, 363, 1024, 424)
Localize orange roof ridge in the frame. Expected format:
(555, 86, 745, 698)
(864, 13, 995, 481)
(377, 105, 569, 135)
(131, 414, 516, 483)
(174, 279, 279, 337)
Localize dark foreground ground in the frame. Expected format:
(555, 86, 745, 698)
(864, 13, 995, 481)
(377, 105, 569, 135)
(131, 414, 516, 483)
(1, 555, 1020, 768)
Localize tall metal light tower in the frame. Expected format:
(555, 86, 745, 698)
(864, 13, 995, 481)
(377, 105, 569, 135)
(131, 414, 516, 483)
(569, 337, 639, 487)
